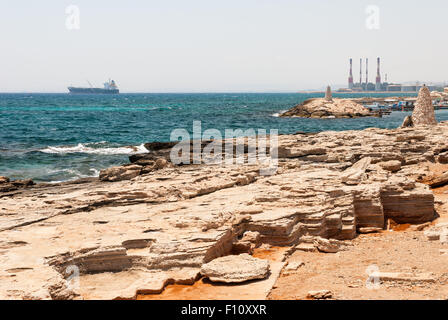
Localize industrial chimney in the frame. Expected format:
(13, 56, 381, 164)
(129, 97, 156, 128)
(375, 57, 382, 91)
(365, 58, 369, 91)
(348, 58, 354, 89)
(359, 58, 362, 87)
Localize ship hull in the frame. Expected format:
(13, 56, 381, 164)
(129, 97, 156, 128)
(68, 87, 119, 94)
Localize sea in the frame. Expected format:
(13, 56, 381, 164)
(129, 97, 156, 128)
(1, 92, 448, 183)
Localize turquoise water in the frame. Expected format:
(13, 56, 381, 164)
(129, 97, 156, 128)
(1, 92, 447, 182)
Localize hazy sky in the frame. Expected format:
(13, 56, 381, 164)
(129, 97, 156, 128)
(1, 0, 447, 92)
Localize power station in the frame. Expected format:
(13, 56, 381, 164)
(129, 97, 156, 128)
(340, 58, 444, 92)
(343, 57, 385, 92)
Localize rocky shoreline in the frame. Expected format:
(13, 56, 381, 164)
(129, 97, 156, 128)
(2, 121, 448, 299)
(1, 86, 447, 300)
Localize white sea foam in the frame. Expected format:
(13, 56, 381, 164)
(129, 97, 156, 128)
(47, 168, 101, 183)
(40, 143, 147, 155)
(272, 110, 288, 117)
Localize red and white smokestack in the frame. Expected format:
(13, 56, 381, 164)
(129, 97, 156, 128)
(375, 57, 382, 91)
(348, 58, 354, 89)
(376, 58, 381, 82)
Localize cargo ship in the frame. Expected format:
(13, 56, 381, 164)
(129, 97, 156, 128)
(68, 79, 119, 94)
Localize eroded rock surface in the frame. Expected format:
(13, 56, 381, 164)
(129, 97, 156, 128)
(280, 98, 372, 118)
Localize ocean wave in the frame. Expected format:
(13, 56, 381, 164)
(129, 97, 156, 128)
(39, 143, 147, 155)
(47, 168, 100, 183)
(272, 110, 288, 117)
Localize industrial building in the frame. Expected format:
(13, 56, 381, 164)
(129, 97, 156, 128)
(339, 58, 443, 93)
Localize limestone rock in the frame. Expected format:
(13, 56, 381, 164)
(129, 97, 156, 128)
(232, 231, 261, 254)
(401, 115, 413, 128)
(358, 227, 382, 234)
(409, 222, 431, 231)
(1, 122, 447, 299)
(412, 85, 437, 126)
(0, 178, 34, 193)
(341, 157, 371, 185)
(140, 158, 170, 174)
(381, 180, 434, 224)
(437, 151, 448, 164)
(99, 164, 142, 182)
(307, 290, 332, 300)
(130, 152, 169, 164)
(280, 98, 371, 119)
(295, 242, 317, 252)
(0, 183, 17, 193)
(378, 160, 402, 172)
(144, 141, 178, 151)
(425, 224, 448, 243)
(313, 237, 340, 253)
(284, 261, 304, 272)
(426, 171, 448, 188)
(277, 146, 326, 158)
(11, 179, 34, 187)
(424, 230, 440, 241)
(0, 176, 9, 184)
(376, 272, 436, 283)
(200, 254, 270, 283)
(154, 158, 169, 169)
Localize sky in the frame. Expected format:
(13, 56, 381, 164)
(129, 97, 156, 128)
(1, 0, 447, 92)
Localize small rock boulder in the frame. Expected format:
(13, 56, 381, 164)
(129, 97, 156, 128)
(401, 115, 413, 128)
(437, 152, 448, 164)
(284, 261, 304, 272)
(143, 141, 177, 151)
(11, 179, 34, 187)
(313, 237, 340, 253)
(424, 223, 448, 243)
(358, 227, 383, 234)
(0, 183, 17, 193)
(341, 157, 371, 185)
(0, 176, 10, 184)
(154, 158, 168, 169)
(0, 178, 35, 193)
(140, 158, 170, 174)
(200, 253, 270, 283)
(424, 230, 440, 241)
(232, 231, 261, 254)
(99, 164, 142, 182)
(378, 160, 402, 172)
(307, 290, 333, 300)
(426, 171, 448, 188)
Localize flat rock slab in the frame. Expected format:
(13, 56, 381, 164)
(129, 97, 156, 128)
(376, 272, 436, 283)
(200, 254, 270, 283)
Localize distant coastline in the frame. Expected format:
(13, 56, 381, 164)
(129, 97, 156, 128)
(298, 90, 419, 95)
